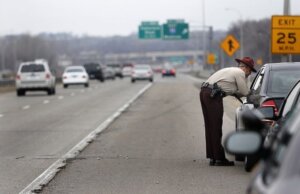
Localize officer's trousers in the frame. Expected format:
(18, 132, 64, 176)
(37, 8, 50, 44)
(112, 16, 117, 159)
(200, 87, 226, 160)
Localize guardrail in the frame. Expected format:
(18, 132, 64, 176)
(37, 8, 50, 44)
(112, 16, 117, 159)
(0, 80, 15, 87)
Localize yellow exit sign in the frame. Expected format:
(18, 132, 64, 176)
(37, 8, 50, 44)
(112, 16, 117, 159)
(271, 15, 300, 54)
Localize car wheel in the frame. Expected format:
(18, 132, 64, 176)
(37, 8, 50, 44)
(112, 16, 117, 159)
(245, 155, 259, 172)
(17, 89, 25, 96)
(47, 89, 52, 95)
(150, 78, 153, 82)
(131, 79, 135, 83)
(63, 84, 68, 88)
(52, 87, 56, 95)
(85, 83, 89, 88)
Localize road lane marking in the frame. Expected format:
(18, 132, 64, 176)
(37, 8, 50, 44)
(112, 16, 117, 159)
(43, 100, 50, 104)
(58, 96, 64, 100)
(22, 105, 30, 110)
(81, 89, 85, 93)
(20, 83, 153, 194)
(70, 93, 75, 96)
(0, 114, 3, 118)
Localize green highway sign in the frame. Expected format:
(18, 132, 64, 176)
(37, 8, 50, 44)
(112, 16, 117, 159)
(162, 20, 189, 40)
(139, 21, 161, 39)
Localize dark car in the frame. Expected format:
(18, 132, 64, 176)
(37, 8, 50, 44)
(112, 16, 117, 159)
(235, 62, 300, 168)
(83, 63, 105, 82)
(238, 81, 300, 171)
(161, 64, 176, 77)
(236, 62, 300, 131)
(224, 103, 300, 194)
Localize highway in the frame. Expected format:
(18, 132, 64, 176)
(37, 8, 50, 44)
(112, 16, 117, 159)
(0, 78, 150, 194)
(0, 74, 250, 193)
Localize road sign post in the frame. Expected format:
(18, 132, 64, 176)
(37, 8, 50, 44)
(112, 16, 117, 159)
(220, 35, 240, 57)
(271, 15, 300, 54)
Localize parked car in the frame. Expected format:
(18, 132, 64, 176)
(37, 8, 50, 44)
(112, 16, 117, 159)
(62, 66, 89, 88)
(83, 63, 105, 82)
(161, 64, 176, 77)
(224, 103, 300, 194)
(131, 65, 153, 83)
(106, 63, 123, 78)
(235, 62, 300, 166)
(15, 59, 56, 96)
(236, 62, 300, 131)
(235, 80, 300, 171)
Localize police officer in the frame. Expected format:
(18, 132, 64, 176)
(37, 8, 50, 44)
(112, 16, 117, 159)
(200, 57, 257, 166)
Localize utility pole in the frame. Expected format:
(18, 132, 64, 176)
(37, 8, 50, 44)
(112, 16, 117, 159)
(283, 0, 292, 62)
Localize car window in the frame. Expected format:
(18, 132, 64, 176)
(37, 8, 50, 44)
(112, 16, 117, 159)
(135, 66, 150, 70)
(66, 68, 84, 73)
(21, 64, 45, 73)
(268, 70, 300, 95)
(251, 68, 264, 94)
(282, 82, 300, 118)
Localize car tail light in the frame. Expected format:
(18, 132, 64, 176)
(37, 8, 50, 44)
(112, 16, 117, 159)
(162, 70, 166, 74)
(261, 99, 279, 116)
(46, 73, 51, 79)
(171, 69, 176, 74)
(16, 74, 21, 80)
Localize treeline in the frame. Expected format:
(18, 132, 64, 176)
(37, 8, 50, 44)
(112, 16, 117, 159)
(0, 18, 299, 72)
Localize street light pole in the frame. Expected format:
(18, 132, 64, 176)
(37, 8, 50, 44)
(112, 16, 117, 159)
(226, 8, 244, 58)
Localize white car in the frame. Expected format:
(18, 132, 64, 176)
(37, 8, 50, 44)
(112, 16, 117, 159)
(62, 66, 89, 88)
(131, 65, 153, 83)
(15, 59, 56, 96)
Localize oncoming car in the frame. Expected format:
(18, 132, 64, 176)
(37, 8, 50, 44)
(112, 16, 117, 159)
(131, 65, 153, 83)
(62, 66, 89, 88)
(15, 59, 56, 96)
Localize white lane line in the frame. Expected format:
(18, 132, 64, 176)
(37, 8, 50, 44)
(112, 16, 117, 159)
(43, 100, 50, 104)
(58, 96, 64, 100)
(22, 105, 30, 110)
(20, 83, 153, 194)
(81, 89, 85, 93)
(70, 93, 75, 96)
(0, 114, 3, 118)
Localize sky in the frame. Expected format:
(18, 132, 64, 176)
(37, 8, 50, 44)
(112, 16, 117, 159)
(0, 0, 299, 37)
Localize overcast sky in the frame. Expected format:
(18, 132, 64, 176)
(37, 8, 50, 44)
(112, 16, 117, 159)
(0, 0, 299, 36)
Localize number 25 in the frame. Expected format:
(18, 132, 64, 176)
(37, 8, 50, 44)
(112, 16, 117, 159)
(277, 32, 297, 44)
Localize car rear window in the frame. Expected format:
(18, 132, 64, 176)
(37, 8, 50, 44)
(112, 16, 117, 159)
(21, 64, 45, 72)
(66, 68, 84, 73)
(268, 70, 300, 95)
(135, 66, 150, 70)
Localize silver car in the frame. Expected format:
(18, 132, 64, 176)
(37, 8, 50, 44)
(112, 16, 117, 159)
(15, 59, 56, 96)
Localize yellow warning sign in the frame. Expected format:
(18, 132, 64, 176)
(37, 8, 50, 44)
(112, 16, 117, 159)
(220, 35, 240, 56)
(207, 53, 216, 65)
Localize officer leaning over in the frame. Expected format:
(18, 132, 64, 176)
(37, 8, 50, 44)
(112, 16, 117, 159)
(199, 57, 257, 166)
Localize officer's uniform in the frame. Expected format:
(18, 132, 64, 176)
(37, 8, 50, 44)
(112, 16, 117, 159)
(200, 67, 249, 163)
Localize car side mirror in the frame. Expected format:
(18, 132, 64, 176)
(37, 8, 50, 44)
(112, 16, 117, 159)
(241, 107, 266, 131)
(257, 106, 275, 120)
(224, 131, 262, 155)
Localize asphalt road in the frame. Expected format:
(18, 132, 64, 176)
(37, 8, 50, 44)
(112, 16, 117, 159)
(40, 74, 251, 194)
(0, 78, 150, 194)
